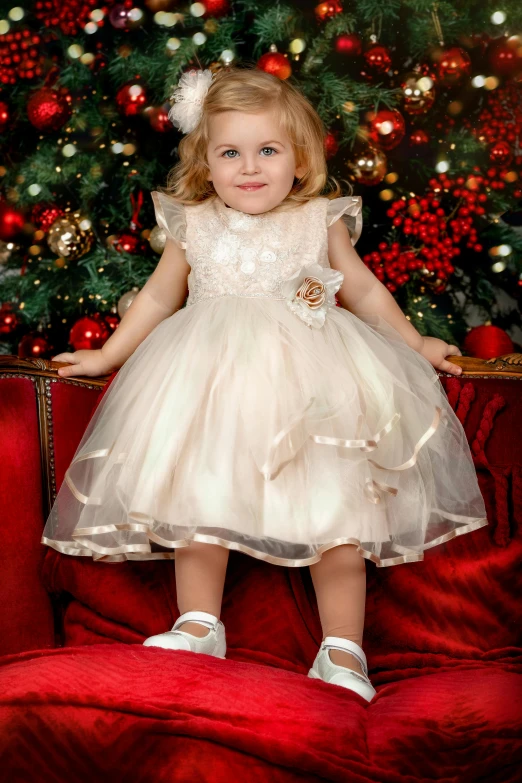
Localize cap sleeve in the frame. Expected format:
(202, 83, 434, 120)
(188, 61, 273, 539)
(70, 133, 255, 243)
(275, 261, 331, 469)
(326, 196, 363, 246)
(151, 191, 187, 249)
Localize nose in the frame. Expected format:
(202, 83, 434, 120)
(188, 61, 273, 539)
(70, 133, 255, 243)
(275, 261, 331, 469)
(240, 153, 261, 175)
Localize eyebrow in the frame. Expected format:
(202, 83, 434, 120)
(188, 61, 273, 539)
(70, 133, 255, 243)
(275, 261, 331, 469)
(213, 139, 285, 152)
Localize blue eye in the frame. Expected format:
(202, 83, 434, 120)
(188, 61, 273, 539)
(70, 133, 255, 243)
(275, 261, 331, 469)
(221, 147, 277, 158)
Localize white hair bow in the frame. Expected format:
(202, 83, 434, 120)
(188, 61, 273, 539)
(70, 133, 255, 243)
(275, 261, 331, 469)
(168, 68, 214, 134)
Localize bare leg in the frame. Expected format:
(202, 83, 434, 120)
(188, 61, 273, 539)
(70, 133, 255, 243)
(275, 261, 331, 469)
(175, 541, 230, 637)
(308, 544, 367, 676)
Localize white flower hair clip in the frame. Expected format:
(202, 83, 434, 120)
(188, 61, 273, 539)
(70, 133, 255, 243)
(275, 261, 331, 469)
(281, 262, 345, 329)
(168, 68, 214, 134)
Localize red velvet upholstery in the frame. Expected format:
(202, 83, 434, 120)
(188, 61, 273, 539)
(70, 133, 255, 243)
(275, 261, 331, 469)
(0, 361, 521, 781)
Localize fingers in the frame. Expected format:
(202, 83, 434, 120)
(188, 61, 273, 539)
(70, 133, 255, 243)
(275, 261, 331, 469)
(446, 344, 462, 356)
(441, 359, 462, 375)
(57, 364, 82, 378)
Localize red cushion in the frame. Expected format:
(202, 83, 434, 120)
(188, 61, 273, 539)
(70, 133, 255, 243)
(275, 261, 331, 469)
(0, 644, 520, 781)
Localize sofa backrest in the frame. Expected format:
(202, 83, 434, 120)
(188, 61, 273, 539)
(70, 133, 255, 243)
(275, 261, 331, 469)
(0, 357, 111, 657)
(1, 353, 521, 667)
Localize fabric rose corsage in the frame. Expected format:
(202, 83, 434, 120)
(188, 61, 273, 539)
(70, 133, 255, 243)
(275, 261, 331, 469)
(281, 262, 344, 329)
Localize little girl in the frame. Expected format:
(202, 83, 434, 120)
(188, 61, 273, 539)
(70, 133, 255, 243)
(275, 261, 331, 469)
(42, 66, 488, 703)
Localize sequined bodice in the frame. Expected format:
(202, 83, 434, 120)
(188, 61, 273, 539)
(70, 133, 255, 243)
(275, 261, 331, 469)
(184, 196, 330, 307)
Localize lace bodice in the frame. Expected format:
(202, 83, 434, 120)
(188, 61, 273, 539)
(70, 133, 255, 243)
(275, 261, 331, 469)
(151, 191, 362, 308)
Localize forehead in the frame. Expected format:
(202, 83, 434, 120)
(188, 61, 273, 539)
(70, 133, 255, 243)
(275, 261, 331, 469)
(208, 109, 287, 143)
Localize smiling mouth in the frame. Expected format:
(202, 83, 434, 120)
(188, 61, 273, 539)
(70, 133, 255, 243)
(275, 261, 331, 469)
(237, 184, 266, 190)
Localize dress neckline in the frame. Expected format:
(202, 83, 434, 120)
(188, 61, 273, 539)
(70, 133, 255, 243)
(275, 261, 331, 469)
(213, 195, 267, 232)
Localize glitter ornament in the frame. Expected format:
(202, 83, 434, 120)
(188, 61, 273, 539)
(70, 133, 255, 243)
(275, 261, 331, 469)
(27, 87, 72, 132)
(47, 214, 94, 260)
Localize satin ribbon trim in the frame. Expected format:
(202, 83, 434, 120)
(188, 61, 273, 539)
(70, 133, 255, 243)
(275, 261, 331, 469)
(367, 406, 441, 472)
(364, 478, 399, 504)
(311, 412, 400, 452)
(65, 449, 127, 505)
(41, 515, 488, 567)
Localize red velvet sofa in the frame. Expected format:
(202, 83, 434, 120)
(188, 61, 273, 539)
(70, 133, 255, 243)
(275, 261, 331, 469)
(0, 353, 521, 782)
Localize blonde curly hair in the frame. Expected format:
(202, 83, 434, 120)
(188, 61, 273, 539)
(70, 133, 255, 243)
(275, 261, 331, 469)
(159, 64, 351, 214)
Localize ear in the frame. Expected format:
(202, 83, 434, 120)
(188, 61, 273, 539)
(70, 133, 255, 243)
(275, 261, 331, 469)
(295, 164, 307, 179)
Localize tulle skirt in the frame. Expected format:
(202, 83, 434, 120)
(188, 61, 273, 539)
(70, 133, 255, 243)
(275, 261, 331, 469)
(41, 295, 488, 567)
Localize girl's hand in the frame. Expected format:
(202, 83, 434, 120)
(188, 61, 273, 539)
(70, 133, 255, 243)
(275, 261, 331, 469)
(420, 336, 463, 376)
(51, 349, 114, 379)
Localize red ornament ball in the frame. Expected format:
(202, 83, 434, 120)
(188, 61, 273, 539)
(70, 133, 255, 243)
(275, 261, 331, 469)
(110, 231, 147, 254)
(0, 101, 10, 132)
(203, 0, 231, 16)
(488, 36, 522, 77)
(368, 109, 406, 150)
(257, 51, 292, 80)
(27, 87, 72, 132)
(148, 104, 174, 133)
(324, 131, 339, 159)
(410, 129, 430, 145)
(489, 141, 513, 166)
(0, 303, 19, 335)
(463, 324, 514, 360)
(0, 201, 25, 241)
(363, 44, 392, 74)
(103, 313, 120, 333)
(70, 315, 110, 351)
(315, 1, 343, 22)
(116, 82, 148, 116)
(436, 47, 472, 85)
(334, 34, 362, 57)
(18, 331, 51, 359)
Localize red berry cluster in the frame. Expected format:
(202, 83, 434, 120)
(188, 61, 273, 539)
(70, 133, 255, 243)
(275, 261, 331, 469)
(363, 241, 424, 292)
(362, 169, 497, 293)
(34, 0, 114, 36)
(463, 82, 522, 162)
(0, 29, 44, 85)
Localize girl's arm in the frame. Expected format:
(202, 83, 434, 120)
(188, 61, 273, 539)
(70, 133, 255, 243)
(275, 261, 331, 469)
(100, 238, 190, 371)
(328, 219, 463, 376)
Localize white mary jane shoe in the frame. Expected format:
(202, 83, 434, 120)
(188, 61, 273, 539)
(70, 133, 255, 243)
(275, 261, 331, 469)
(308, 636, 377, 702)
(142, 610, 226, 658)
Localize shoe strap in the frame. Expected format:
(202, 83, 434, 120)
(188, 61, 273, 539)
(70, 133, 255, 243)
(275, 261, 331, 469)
(322, 636, 368, 676)
(173, 610, 219, 632)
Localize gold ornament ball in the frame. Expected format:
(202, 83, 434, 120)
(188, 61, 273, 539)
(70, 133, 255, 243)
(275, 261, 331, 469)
(149, 225, 167, 254)
(117, 287, 140, 318)
(47, 214, 94, 260)
(401, 72, 436, 116)
(346, 146, 387, 186)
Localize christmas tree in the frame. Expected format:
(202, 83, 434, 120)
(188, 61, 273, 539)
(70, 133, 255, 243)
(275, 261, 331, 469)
(0, 0, 521, 359)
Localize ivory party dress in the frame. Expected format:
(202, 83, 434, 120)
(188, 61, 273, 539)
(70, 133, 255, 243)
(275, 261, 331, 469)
(41, 191, 488, 566)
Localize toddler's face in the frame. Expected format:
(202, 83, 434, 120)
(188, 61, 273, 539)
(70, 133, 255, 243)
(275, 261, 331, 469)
(206, 109, 307, 214)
